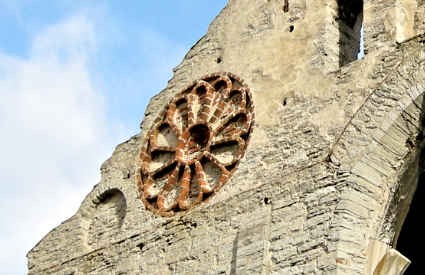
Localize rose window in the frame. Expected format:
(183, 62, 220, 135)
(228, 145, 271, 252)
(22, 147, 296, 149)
(138, 72, 254, 216)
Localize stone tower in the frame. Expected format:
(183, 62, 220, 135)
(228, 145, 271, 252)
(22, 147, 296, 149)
(28, 0, 425, 274)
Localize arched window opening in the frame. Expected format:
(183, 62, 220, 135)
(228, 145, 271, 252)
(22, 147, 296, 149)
(337, 0, 364, 66)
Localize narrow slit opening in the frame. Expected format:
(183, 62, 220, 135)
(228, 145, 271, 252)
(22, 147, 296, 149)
(283, 0, 289, 13)
(338, 0, 363, 66)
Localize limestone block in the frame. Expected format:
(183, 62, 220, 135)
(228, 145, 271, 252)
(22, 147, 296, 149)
(365, 239, 410, 275)
(374, 249, 410, 275)
(385, 0, 418, 43)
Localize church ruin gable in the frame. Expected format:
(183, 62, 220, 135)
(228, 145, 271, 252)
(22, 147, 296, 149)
(27, 1, 425, 274)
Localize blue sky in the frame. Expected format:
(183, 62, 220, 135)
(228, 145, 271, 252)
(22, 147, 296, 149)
(0, 1, 227, 274)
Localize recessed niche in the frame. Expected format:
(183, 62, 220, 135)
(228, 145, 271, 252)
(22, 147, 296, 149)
(87, 189, 127, 247)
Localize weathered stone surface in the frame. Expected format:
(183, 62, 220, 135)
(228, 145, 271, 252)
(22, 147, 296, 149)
(366, 240, 410, 275)
(28, 0, 425, 274)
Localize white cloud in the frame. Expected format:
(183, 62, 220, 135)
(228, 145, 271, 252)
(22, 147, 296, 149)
(137, 28, 186, 80)
(0, 15, 123, 274)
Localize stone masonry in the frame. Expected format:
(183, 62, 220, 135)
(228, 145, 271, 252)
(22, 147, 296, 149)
(28, 0, 425, 274)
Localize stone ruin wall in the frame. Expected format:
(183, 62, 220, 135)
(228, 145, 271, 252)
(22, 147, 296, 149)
(28, 0, 425, 274)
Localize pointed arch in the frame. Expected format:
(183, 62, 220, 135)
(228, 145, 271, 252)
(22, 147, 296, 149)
(328, 38, 425, 274)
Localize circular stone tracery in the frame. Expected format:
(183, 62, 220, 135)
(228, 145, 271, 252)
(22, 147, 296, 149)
(138, 72, 254, 216)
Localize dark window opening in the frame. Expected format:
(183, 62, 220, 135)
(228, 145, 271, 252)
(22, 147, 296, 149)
(283, 0, 289, 13)
(395, 169, 424, 274)
(337, 0, 363, 66)
(189, 124, 210, 147)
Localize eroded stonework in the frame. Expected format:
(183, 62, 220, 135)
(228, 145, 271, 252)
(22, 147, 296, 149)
(138, 72, 254, 216)
(27, 0, 425, 274)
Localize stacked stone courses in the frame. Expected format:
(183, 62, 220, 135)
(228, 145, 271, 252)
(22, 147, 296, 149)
(28, 0, 425, 274)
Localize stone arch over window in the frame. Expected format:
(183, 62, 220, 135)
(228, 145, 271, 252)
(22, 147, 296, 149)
(333, 92, 425, 274)
(337, 0, 363, 66)
(327, 44, 425, 274)
(377, 109, 425, 274)
(332, 93, 424, 274)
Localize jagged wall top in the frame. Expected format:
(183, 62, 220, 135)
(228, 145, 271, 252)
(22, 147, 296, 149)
(27, 0, 425, 274)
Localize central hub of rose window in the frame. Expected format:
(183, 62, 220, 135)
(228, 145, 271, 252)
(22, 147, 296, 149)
(177, 124, 211, 165)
